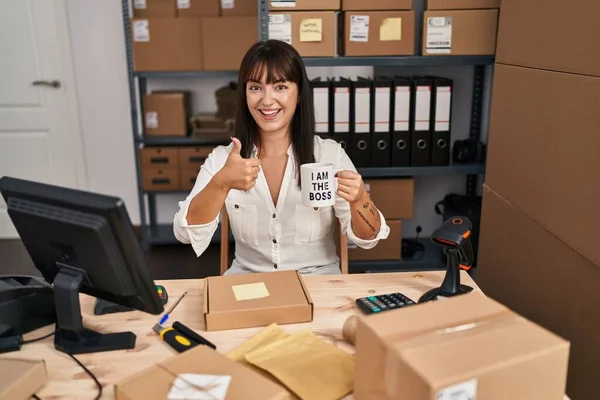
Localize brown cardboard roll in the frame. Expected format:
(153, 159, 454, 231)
(342, 315, 359, 345)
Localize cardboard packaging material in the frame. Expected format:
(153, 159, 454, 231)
(132, 0, 177, 17)
(176, 0, 219, 17)
(477, 185, 600, 400)
(142, 167, 180, 191)
(343, 11, 415, 56)
(131, 17, 203, 71)
(114, 345, 294, 400)
(202, 17, 258, 70)
(178, 146, 211, 191)
(221, 0, 258, 16)
(427, 0, 500, 10)
(353, 293, 570, 400)
(342, 0, 412, 11)
(0, 358, 47, 400)
(496, 0, 600, 77)
(422, 9, 498, 55)
(140, 147, 179, 168)
(190, 114, 235, 136)
(347, 220, 402, 261)
(365, 178, 414, 219)
(204, 271, 313, 331)
(269, 11, 340, 57)
(143, 92, 190, 136)
(485, 64, 600, 268)
(269, 0, 340, 11)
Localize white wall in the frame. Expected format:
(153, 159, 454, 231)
(65, 1, 490, 237)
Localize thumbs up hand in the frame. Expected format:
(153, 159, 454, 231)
(214, 137, 261, 191)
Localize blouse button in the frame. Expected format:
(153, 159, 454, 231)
(272, 239, 277, 244)
(234, 204, 239, 209)
(272, 214, 276, 218)
(273, 264, 278, 269)
(314, 207, 318, 211)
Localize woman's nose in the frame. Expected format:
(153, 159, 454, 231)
(261, 87, 275, 105)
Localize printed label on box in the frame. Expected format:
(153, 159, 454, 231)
(145, 112, 158, 129)
(270, 0, 296, 7)
(134, 0, 147, 9)
(269, 14, 292, 45)
(133, 20, 150, 42)
(426, 17, 452, 54)
(350, 15, 369, 42)
(177, 0, 191, 9)
(436, 378, 477, 400)
(221, 0, 235, 9)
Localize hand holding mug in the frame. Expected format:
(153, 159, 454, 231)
(335, 170, 367, 204)
(214, 137, 261, 191)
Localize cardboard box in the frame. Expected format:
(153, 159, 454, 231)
(114, 345, 293, 399)
(176, 0, 219, 17)
(365, 178, 414, 219)
(142, 167, 180, 191)
(178, 146, 212, 168)
(131, 17, 203, 71)
(222, 0, 258, 16)
(347, 220, 402, 261)
(485, 64, 600, 268)
(179, 167, 200, 190)
(496, 0, 600, 77)
(269, 11, 340, 57)
(477, 185, 600, 400)
(422, 9, 498, 55)
(191, 114, 235, 135)
(132, 0, 177, 17)
(354, 292, 570, 400)
(143, 92, 190, 136)
(202, 17, 258, 70)
(343, 11, 415, 56)
(0, 358, 47, 400)
(140, 147, 179, 168)
(342, 0, 412, 11)
(427, 0, 500, 9)
(203, 271, 313, 331)
(269, 0, 340, 11)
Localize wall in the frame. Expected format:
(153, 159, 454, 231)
(65, 1, 491, 238)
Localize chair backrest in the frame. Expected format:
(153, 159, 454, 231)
(219, 205, 349, 275)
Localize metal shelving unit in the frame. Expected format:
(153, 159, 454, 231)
(122, 0, 490, 272)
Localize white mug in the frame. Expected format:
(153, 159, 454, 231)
(300, 163, 340, 207)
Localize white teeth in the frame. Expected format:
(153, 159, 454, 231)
(261, 110, 279, 115)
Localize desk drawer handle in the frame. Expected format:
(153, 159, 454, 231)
(188, 156, 206, 163)
(150, 157, 170, 164)
(152, 178, 171, 185)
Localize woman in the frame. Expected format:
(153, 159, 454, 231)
(173, 40, 390, 275)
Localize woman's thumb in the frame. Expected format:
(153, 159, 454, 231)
(230, 137, 242, 156)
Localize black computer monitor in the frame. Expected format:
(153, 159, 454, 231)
(0, 176, 164, 355)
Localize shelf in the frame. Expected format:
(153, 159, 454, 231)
(139, 133, 231, 147)
(134, 71, 238, 79)
(302, 55, 495, 67)
(359, 163, 485, 178)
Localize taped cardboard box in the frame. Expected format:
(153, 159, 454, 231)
(427, 0, 500, 10)
(0, 358, 47, 400)
(221, 0, 258, 16)
(202, 17, 258, 71)
(143, 91, 191, 136)
(269, 0, 340, 11)
(114, 345, 294, 399)
(342, 0, 412, 11)
(354, 293, 570, 400)
(203, 271, 313, 331)
(269, 11, 341, 57)
(176, 0, 219, 17)
(423, 9, 498, 55)
(132, 0, 177, 17)
(365, 178, 414, 219)
(343, 11, 415, 56)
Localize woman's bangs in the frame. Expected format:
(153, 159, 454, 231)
(244, 50, 297, 84)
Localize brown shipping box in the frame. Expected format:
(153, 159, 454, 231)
(485, 64, 600, 268)
(427, 0, 500, 10)
(114, 345, 294, 399)
(143, 92, 190, 136)
(221, 0, 258, 16)
(140, 147, 179, 168)
(132, 0, 177, 17)
(269, 12, 340, 57)
(495, 0, 600, 77)
(342, 0, 412, 11)
(203, 271, 313, 331)
(344, 11, 415, 56)
(269, 0, 340, 11)
(0, 358, 48, 400)
(202, 17, 258, 70)
(347, 220, 402, 261)
(477, 185, 600, 400)
(365, 178, 414, 219)
(353, 292, 570, 400)
(176, 0, 219, 17)
(131, 18, 203, 71)
(142, 167, 180, 191)
(422, 9, 498, 55)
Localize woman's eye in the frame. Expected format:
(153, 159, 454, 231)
(276, 85, 287, 90)
(249, 85, 260, 91)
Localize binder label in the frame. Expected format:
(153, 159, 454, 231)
(350, 15, 369, 42)
(334, 88, 350, 132)
(415, 86, 431, 131)
(314, 88, 329, 133)
(375, 87, 391, 133)
(435, 87, 452, 131)
(269, 14, 292, 45)
(426, 17, 452, 54)
(394, 86, 410, 132)
(355, 88, 370, 133)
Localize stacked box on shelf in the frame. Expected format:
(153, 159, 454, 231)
(143, 91, 191, 137)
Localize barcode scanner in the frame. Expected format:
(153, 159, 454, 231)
(419, 217, 475, 303)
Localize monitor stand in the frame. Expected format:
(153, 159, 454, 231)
(53, 263, 136, 355)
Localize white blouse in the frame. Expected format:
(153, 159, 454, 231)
(173, 136, 390, 273)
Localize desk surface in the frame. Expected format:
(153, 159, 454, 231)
(0, 271, 568, 400)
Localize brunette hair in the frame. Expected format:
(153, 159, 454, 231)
(235, 39, 316, 188)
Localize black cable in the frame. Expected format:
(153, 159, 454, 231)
(31, 395, 41, 400)
(21, 328, 58, 344)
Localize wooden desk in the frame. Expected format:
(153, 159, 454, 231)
(0, 272, 568, 400)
